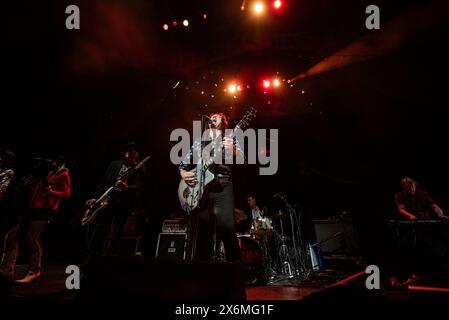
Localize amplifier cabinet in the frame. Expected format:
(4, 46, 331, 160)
(156, 233, 187, 260)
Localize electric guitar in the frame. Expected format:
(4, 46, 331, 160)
(81, 156, 150, 226)
(178, 108, 257, 213)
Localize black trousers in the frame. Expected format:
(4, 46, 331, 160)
(83, 202, 129, 270)
(196, 177, 240, 262)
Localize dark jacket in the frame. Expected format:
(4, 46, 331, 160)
(94, 160, 145, 209)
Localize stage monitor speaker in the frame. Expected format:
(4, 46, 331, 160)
(313, 219, 359, 256)
(80, 257, 246, 300)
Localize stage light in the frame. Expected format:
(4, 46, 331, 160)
(273, 0, 282, 10)
(273, 78, 281, 87)
(263, 80, 271, 88)
(227, 82, 243, 95)
(241, 0, 247, 11)
(183, 19, 189, 27)
(172, 21, 177, 26)
(163, 24, 169, 31)
(253, 2, 265, 15)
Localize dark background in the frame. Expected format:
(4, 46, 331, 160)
(2, 0, 449, 264)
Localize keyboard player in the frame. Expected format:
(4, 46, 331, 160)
(388, 177, 449, 288)
(395, 177, 448, 220)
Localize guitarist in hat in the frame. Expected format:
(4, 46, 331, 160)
(84, 142, 145, 266)
(179, 113, 244, 263)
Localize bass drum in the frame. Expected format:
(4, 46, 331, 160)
(238, 235, 269, 285)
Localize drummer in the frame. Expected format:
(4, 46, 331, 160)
(246, 193, 270, 233)
(247, 193, 265, 220)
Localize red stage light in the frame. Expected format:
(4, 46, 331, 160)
(172, 21, 177, 26)
(263, 80, 271, 88)
(273, 0, 282, 10)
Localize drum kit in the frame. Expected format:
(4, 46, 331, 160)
(233, 193, 313, 285)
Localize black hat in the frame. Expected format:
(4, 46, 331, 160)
(123, 141, 140, 152)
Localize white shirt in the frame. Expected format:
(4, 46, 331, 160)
(251, 206, 263, 220)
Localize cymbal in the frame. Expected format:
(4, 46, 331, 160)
(234, 208, 247, 223)
(271, 212, 288, 219)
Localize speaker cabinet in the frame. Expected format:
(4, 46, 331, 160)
(156, 233, 187, 260)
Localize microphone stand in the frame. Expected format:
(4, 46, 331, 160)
(277, 193, 310, 281)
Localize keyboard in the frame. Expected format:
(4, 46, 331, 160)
(386, 219, 449, 226)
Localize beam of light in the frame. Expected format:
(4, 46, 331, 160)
(228, 84, 237, 93)
(273, 78, 281, 87)
(288, 0, 448, 83)
(183, 19, 189, 27)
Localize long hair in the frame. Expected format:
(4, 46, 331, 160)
(209, 112, 229, 129)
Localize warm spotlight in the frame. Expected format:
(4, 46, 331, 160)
(273, 78, 281, 87)
(228, 84, 237, 93)
(163, 24, 169, 31)
(228, 82, 243, 94)
(253, 2, 265, 15)
(183, 19, 189, 27)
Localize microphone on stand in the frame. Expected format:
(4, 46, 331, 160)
(202, 115, 213, 122)
(201, 115, 213, 131)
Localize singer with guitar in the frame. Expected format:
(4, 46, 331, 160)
(179, 112, 247, 263)
(83, 141, 146, 270)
